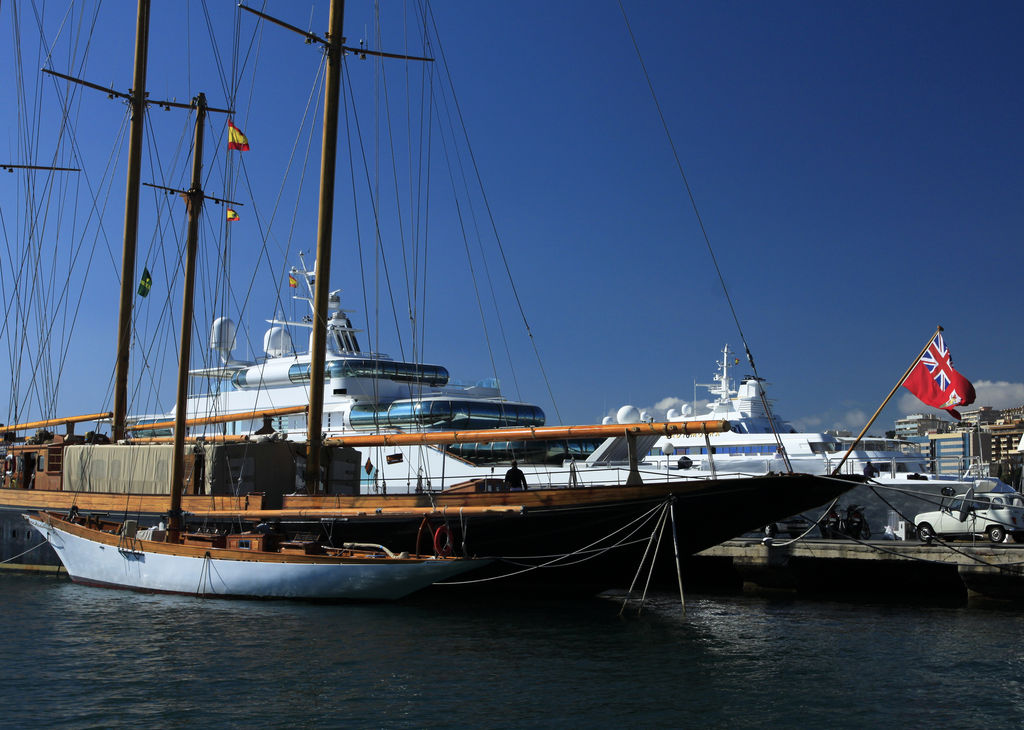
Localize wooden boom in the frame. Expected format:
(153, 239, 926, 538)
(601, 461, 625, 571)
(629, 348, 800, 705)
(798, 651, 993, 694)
(125, 405, 308, 432)
(325, 419, 730, 447)
(4, 412, 113, 431)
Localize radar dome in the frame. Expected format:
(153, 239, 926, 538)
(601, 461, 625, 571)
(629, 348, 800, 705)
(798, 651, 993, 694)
(602, 416, 614, 425)
(666, 408, 680, 420)
(680, 404, 692, 416)
(264, 326, 294, 358)
(210, 318, 237, 363)
(616, 405, 641, 424)
(210, 317, 236, 347)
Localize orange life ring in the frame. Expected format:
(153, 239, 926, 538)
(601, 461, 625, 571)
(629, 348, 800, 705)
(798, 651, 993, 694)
(433, 525, 453, 557)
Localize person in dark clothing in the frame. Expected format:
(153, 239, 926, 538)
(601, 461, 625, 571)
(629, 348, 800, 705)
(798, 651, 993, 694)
(504, 460, 528, 491)
(863, 462, 878, 478)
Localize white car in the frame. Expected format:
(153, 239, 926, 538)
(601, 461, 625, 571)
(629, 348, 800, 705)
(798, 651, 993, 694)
(915, 486, 1024, 544)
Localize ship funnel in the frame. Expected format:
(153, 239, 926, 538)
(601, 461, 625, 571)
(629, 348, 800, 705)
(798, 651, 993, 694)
(210, 317, 237, 364)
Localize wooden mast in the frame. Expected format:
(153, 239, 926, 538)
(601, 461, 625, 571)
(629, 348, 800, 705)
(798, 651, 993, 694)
(111, 0, 151, 442)
(305, 0, 346, 494)
(167, 93, 209, 541)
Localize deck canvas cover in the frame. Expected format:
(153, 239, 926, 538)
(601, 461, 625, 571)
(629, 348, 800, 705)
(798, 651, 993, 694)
(64, 445, 175, 494)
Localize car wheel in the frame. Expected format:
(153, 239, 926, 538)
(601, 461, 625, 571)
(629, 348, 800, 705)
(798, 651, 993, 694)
(988, 526, 1006, 544)
(917, 523, 935, 543)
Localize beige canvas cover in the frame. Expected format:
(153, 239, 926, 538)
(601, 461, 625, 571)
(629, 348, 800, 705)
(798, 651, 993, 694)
(63, 444, 175, 494)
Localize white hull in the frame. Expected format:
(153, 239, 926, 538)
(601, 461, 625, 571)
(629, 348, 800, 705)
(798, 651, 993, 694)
(26, 516, 483, 600)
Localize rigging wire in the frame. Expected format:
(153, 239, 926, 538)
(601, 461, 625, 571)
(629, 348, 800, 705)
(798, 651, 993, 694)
(615, 0, 788, 458)
(423, 2, 562, 424)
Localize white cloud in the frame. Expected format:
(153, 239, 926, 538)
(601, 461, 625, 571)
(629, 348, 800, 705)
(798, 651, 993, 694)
(653, 396, 689, 413)
(974, 380, 1024, 409)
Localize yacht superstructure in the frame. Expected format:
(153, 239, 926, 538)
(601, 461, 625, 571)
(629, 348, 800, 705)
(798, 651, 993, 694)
(626, 345, 931, 478)
(138, 255, 546, 444)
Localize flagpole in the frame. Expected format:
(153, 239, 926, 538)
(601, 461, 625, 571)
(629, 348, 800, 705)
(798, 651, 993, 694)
(830, 325, 944, 476)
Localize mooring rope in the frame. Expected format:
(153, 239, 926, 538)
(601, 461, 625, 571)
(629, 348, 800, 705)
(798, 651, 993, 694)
(0, 539, 50, 564)
(195, 551, 213, 598)
(619, 501, 670, 617)
(435, 498, 669, 586)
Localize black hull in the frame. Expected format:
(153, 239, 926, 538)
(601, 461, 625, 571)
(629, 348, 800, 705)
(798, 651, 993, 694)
(327, 473, 857, 593)
(1, 473, 857, 593)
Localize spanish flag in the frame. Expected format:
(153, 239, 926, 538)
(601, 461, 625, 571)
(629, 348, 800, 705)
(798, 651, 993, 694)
(138, 267, 152, 298)
(226, 208, 240, 222)
(227, 120, 250, 151)
(288, 274, 298, 288)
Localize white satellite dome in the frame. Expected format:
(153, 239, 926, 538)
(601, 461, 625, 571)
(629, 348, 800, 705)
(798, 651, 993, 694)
(264, 326, 294, 358)
(680, 404, 693, 417)
(639, 410, 650, 422)
(666, 408, 680, 420)
(602, 416, 614, 425)
(616, 405, 641, 424)
(209, 317, 237, 363)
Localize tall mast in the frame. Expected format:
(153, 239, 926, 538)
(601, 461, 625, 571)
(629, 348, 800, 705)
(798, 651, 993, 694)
(237, 0, 432, 492)
(111, 0, 152, 442)
(166, 93, 209, 542)
(305, 0, 345, 493)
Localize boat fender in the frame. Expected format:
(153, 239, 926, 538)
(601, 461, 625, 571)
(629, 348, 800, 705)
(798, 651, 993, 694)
(3, 455, 14, 474)
(67, 505, 81, 523)
(433, 525, 453, 557)
(677, 456, 692, 470)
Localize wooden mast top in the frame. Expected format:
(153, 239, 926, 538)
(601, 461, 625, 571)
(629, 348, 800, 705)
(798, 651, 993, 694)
(111, 0, 152, 442)
(305, 0, 345, 494)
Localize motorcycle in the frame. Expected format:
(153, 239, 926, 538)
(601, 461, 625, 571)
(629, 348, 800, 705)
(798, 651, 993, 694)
(818, 506, 841, 539)
(817, 504, 871, 540)
(841, 505, 871, 539)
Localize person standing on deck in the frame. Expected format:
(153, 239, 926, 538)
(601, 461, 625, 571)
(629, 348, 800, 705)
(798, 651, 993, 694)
(504, 460, 528, 491)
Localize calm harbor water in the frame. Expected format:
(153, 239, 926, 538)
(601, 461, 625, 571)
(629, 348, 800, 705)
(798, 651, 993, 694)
(1, 574, 1023, 729)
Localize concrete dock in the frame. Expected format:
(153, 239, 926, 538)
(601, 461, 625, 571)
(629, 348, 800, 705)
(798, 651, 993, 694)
(686, 537, 1024, 603)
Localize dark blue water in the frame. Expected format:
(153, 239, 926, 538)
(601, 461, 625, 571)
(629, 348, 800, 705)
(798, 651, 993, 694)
(2, 574, 1023, 729)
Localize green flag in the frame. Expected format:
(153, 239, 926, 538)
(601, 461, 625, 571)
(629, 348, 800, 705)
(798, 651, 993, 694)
(138, 267, 152, 297)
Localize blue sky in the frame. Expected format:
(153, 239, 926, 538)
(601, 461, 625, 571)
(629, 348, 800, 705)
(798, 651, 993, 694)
(2, 1, 1022, 434)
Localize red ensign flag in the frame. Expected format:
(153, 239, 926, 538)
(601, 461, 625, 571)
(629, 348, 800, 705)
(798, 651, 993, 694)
(902, 333, 976, 419)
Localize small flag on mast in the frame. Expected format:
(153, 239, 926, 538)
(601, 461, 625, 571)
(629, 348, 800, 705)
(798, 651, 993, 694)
(226, 208, 240, 222)
(288, 274, 298, 288)
(137, 267, 152, 297)
(227, 120, 250, 151)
